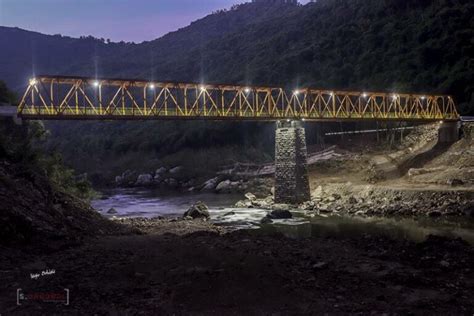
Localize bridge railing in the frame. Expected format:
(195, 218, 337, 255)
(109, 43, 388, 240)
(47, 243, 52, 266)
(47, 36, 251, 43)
(17, 76, 460, 121)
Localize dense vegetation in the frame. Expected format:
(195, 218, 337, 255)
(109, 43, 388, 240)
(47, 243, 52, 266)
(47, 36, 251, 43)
(0, 81, 95, 198)
(0, 0, 472, 184)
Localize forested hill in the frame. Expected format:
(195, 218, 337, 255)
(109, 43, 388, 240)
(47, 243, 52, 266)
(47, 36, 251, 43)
(1, 0, 473, 113)
(0, 0, 473, 184)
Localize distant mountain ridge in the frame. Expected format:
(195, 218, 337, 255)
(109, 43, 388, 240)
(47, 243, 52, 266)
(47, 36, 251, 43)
(1, 0, 473, 113)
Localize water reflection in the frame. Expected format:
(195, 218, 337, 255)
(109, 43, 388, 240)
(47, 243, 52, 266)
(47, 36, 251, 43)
(258, 215, 474, 245)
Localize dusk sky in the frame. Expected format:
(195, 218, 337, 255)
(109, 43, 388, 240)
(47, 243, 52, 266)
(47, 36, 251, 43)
(0, 0, 310, 43)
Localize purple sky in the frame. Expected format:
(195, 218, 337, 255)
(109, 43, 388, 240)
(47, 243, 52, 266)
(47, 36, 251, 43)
(0, 0, 310, 43)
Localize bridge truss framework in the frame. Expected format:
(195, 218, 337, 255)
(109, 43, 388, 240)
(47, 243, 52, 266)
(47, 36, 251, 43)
(18, 76, 459, 121)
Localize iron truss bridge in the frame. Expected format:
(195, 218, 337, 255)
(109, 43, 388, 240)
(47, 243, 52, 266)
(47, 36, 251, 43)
(18, 76, 460, 122)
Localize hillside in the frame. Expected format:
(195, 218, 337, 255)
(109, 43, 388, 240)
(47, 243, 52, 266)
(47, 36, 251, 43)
(0, 0, 473, 184)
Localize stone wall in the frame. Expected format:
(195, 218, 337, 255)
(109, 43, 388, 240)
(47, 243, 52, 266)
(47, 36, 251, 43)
(438, 121, 460, 143)
(274, 121, 310, 204)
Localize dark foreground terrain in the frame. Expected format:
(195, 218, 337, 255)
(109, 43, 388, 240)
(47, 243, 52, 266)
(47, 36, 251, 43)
(1, 218, 473, 315)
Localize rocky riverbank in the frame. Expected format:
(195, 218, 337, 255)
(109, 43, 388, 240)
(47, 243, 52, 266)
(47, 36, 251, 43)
(236, 184, 474, 220)
(114, 165, 273, 196)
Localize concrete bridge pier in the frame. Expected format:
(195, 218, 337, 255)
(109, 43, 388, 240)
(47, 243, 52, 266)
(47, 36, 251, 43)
(274, 120, 311, 204)
(438, 121, 460, 143)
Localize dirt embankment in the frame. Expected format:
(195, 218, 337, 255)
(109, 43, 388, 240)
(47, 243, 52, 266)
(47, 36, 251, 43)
(0, 159, 132, 246)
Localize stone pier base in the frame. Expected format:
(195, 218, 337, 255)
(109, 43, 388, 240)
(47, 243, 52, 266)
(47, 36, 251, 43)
(438, 121, 460, 143)
(274, 120, 310, 204)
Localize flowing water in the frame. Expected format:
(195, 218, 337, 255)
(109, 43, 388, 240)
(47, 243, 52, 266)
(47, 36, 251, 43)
(92, 189, 474, 244)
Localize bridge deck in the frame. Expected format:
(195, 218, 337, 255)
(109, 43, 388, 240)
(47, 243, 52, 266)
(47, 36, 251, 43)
(18, 76, 460, 122)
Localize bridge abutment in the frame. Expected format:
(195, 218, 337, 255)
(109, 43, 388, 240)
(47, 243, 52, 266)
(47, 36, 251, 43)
(274, 120, 311, 204)
(438, 121, 460, 143)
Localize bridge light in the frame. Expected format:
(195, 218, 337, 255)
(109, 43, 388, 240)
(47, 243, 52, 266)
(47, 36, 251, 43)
(421, 96, 426, 100)
(29, 78, 37, 86)
(93, 81, 100, 87)
(200, 86, 206, 92)
(302, 118, 306, 122)
(149, 84, 155, 89)
(244, 88, 250, 94)
(293, 90, 300, 95)
(392, 94, 398, 101)
(362, 93, 368, 98)
(330, 92, 334, 96)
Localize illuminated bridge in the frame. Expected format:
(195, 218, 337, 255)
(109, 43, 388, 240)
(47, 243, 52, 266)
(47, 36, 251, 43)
(18, 76, 459, 122)
(16, 75, 461, 204)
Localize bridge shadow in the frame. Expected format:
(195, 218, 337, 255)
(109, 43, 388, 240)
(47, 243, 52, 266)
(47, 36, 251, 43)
(397, 141, 454, 176)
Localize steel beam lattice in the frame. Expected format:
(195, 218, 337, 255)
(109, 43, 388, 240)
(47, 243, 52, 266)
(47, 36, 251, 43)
(17, 76, 460, 121)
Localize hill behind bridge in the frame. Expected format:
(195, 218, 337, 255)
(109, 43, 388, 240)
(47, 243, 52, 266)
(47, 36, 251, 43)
(0, 0, 473, 183)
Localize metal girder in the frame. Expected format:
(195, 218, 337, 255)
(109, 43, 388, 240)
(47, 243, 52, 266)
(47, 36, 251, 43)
(17, 75, 460, 121)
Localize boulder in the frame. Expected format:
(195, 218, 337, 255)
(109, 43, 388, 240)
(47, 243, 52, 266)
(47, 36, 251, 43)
(169, 166, 183, 174)
(215, 180, 240, 193)
(155, 167, 167, 175)
(318, 205, 331, 213)
(312, 185, 324, 198)
(272, 203, 290, 211)
(107, 208, 117, 214)
(153, 174, 162, 183)
(268, 209, 292, 219)
(216, 180, 232, 193)
(260, 216, 273, 224)
(135, 174, 153, 186)
(201, 177, 219, 191)
(252, 199, 271, 209)
(348, 196, 358, 204)
(116, 170, 137, 186)
(182, 179, 196, 188)
(245, 192, 257, 201)
(235, 200, 252, 208)
(223, 211, 236, 216)
(184, 201, 210, 219)
(164, 178, 178, 188)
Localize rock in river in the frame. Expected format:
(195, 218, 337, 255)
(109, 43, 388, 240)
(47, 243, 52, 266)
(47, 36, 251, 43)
(268, 209, 292, 219)
(215, 180, 240, 193)
(184, 201, 210, 219)
(107, 208, 117, 214)
(155, 167, 167, 175)
(169, 166, 183, 174)
(272, 204, 290, 211)
(245, 192, 257, 201)
(201, 177, 219, 191)
(135, 174, 153, 186)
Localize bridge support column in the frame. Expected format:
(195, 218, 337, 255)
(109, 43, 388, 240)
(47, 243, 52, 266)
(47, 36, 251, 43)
(274, 120, 310, 204)
(438, 121, 460, 143)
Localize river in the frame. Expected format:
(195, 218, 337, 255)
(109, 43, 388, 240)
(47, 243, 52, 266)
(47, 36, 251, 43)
(92, 188, 474, 244)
